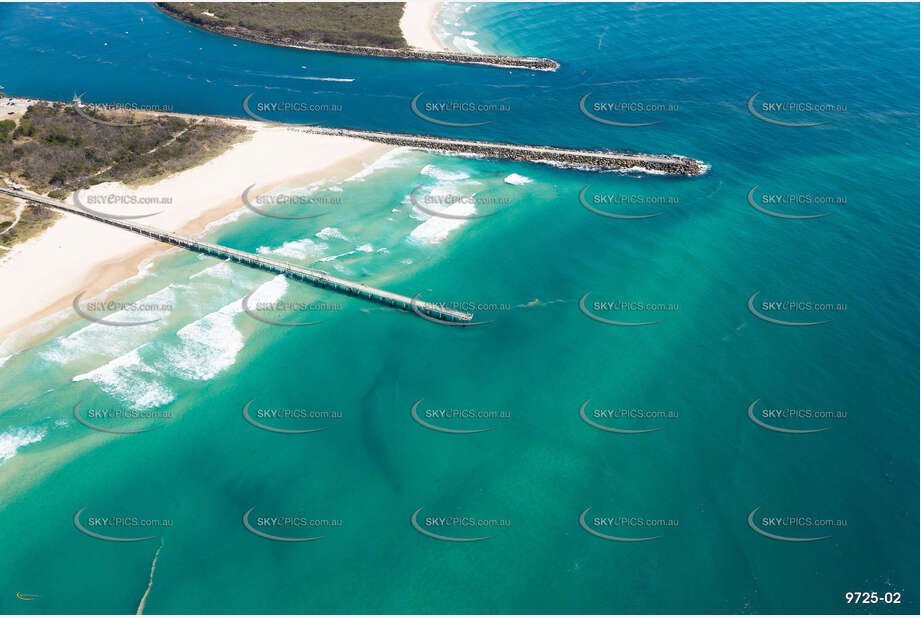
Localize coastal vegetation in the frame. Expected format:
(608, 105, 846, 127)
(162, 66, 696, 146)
(155, 3, 560, 70)
(156, 2, 407, 48)
(0, 120, 15, 144)
(0, 191, 58, 250)
(0, 102, 249, 193)
(0, 101, 249, 248)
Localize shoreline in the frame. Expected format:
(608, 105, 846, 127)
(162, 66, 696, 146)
(0, 94, 704, 350)
(1, 187, 475, 324)
(400, 2, 447, 52)
(0, 120, 392, 350)
(30, 94, 707, 174)
(154, 2, 559, 71)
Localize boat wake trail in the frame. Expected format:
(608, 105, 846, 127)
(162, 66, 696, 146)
(136, 539, 164, 615)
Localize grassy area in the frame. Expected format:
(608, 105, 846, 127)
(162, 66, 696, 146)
(0, 192, 59, 250)
(157, 2, 407, 48)
(0, 101, 250, 249)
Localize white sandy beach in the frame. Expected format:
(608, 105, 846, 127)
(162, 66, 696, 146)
(0, 122, 391, 345)
(400, 2, 446, 51)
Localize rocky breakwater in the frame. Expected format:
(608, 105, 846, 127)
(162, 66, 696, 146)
(155, 3, 559, 71)
(299, 127, 706, 175)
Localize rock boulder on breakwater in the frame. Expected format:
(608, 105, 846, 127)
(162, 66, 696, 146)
(155, 3, 559, 71)
(298, 127, 706, 175)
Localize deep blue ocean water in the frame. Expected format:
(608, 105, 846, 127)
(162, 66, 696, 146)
(0, 2, 917, 614)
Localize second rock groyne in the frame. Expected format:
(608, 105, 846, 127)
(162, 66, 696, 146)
(155, 3, 559, 71)
(298, 127, 706, 175)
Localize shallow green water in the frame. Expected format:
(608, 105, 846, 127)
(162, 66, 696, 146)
(0, 2, 917, 613)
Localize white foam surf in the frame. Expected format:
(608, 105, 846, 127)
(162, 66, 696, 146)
(189, 261, 234, 281)
(451, 36, 483, 54)
(203, 207, 247, 233)
(73, 347, 176, 410)
(421, 164, 470, 182)
(408, 199, 476, 244)
(257, 238, 328, 261)
(344, 148, 413, 183)
(316, 227, 348, 241)
(404, 164, 481, 244)
(504, 173, 533, 185)
(41, 285, 177, 365)
(0, 425, 47, 464)
(161, 276, 287, 382)
(164, 305, 244, 382)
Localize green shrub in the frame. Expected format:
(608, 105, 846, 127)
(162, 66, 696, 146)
(158, 2, 408, 48)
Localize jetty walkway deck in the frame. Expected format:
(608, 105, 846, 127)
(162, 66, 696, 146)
(0, 188, 473, 323)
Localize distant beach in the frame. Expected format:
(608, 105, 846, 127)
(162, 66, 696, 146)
(400, 2, 446, 51)
(0, 3, 916, 614)
(156, 2, 558, 70)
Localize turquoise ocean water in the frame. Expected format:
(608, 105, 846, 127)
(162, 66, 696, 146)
(0, 2, 918, 613)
